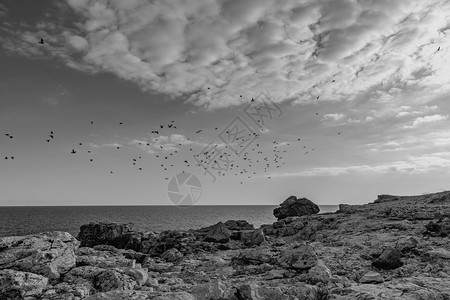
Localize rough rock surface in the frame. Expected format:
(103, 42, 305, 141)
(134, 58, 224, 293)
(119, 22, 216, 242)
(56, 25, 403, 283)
(0, 269, 49, 299)
(1, 190, 450, 299)
(273, 196, 320, 220)
(0, 231, 78, 279)
(204, 222, 231, 243)
(77, 222, 142, 251)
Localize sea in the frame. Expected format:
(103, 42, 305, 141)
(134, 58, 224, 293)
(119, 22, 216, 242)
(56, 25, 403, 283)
(0, 205, 339, 238)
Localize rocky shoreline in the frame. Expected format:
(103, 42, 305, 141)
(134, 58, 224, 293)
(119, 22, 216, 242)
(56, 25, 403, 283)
(1, 192, 449, 299)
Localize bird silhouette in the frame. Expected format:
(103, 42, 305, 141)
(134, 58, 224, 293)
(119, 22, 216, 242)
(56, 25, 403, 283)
(38, 38, 45, 45)
(71, 149, 76, 154)
(438, 46, 440, 51)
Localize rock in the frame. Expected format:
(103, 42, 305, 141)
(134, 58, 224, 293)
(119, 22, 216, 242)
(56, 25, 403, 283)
(372, 248, 404, 270)
(265, 269, 285, 280)
(0, 231, 78, 279)
(425, 217, 450, 237)
(75, 247, 135, 269)
(204, 222, 231, 243)
(278, 244, 318, 270)
(224, 220, 255, 231)
(0, 269, 49, 299)
(86, 291, 196, 300)
(43, 282, 91, 299)
(395, 236, 418, 253)
(161, 248, 183, 262)
(359, 271, 384, 283)
(273, 196, 320, 220)
(191, 280, 235, 300)
(63, 265, 104, 289)
(337, 204, 358, 214)
(427, 248, 450, 259)
(248, 229, 266, 246)
(307, 259, 332, 283)
(77, 222, 142, 251)
(374, 194, 400, 203)
(232, 246, 276, 265)
(94, 269, 138, 292)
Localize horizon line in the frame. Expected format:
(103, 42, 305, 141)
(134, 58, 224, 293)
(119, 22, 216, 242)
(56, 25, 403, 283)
(0, 204, 341, 207)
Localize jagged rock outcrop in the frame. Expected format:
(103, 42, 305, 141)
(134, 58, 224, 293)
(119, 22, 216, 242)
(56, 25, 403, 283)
(204, 222, 231, 243)
(273, 196, 320, 220)
(0, 231, 78, 279)
(77, 222, 142, 252)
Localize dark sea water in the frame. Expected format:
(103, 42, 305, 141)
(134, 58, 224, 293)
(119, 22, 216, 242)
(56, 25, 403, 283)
(0, 205, 339, 238)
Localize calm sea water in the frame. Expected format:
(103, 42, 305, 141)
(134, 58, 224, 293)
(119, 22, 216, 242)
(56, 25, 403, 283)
(0, 205, 338, 238)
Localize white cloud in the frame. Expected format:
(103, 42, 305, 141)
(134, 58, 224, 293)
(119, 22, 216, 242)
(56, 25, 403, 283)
(2, 0, 450, 110)
(322, 113, 345, 121)
(129, 133, 208, 153)
(89, 142, 123, 148)
(412, 114, 448, 127)
(270, 152, 450, 177)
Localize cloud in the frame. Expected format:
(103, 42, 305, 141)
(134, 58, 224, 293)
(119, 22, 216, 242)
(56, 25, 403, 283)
(129, 133, 208, 153)
(0, 3, 8, 17)
(2, 0, 450, 110)
(322, 113, 345, 121)
(270, 152, 450, 177)
(89, 142, 123, 148)
(42, 84, 70, 105)
(411, 114, 449, 127)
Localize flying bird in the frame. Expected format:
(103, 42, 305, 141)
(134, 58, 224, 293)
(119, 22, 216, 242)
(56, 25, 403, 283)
(38, 38, 45, 45)
(71, 149, 76, 154)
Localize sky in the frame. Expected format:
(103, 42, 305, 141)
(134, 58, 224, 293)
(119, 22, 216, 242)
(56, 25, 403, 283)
(1, 0, 450, 206)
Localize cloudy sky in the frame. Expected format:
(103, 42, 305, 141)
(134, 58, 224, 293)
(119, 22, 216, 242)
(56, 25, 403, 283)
(1, 0, 450, 206)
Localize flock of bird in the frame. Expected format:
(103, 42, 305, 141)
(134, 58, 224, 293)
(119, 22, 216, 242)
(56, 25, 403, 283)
(2, 96, 344, 185)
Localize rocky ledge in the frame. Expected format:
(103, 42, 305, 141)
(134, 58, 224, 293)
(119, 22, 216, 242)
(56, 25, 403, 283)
(1, 193, 450, 299)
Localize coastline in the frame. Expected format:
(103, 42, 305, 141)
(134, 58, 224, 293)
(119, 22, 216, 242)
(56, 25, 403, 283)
(0, 192, 449, 299)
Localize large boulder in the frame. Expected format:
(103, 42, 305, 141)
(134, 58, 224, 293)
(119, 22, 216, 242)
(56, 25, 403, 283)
(204, 222, 231, 243)
(0, 269, 49, 299)
(0, 231, 78, 279)
(77, 222, 142, 251)
(273, 196, 320, 220)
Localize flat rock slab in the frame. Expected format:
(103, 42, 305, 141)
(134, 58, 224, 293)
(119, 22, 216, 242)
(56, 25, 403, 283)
(360, 271, 384, 284)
